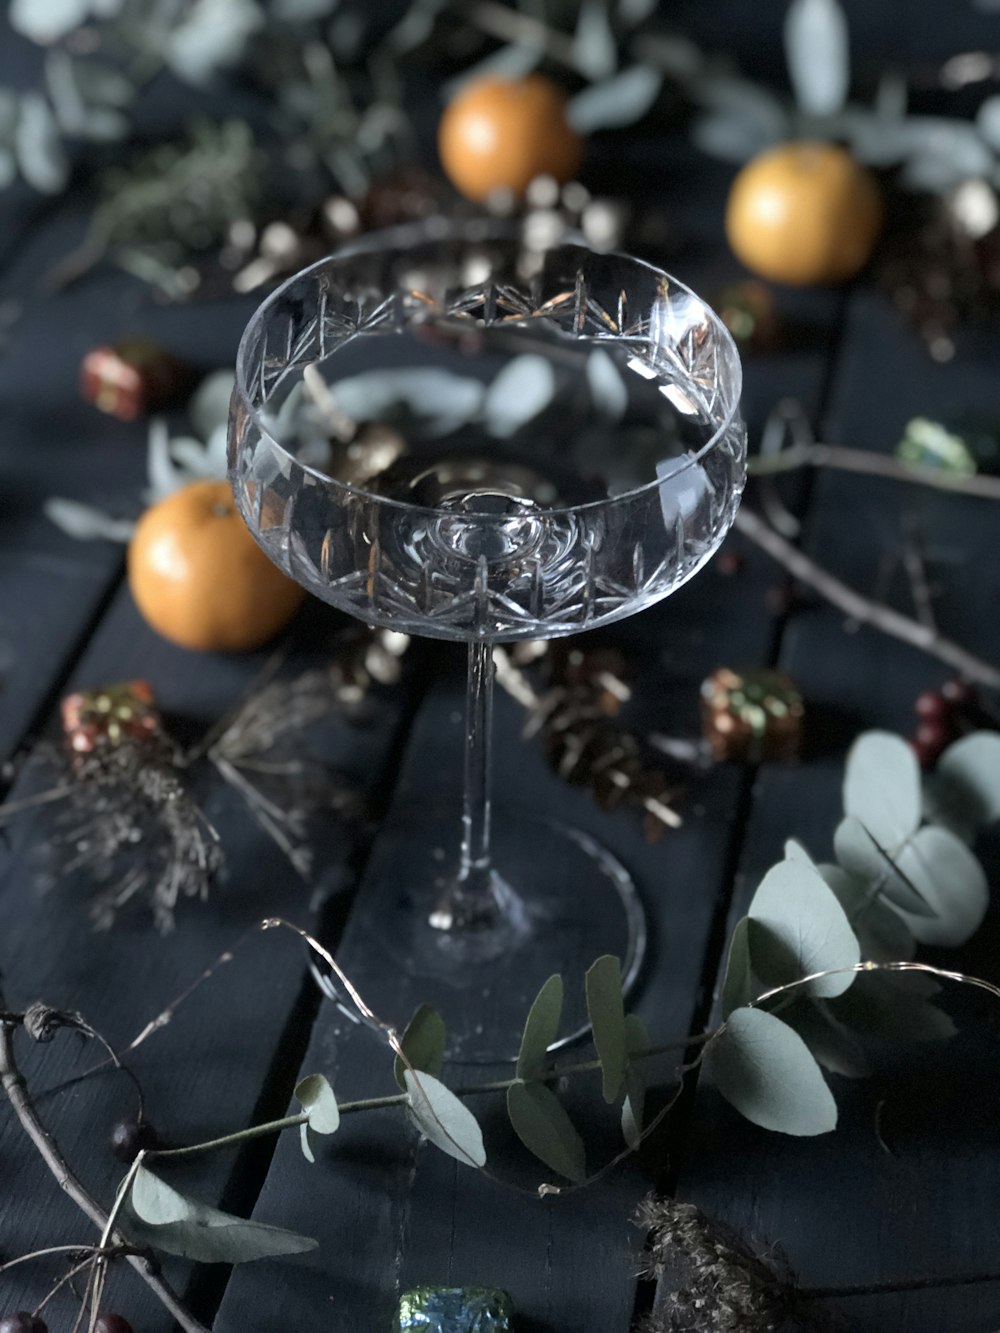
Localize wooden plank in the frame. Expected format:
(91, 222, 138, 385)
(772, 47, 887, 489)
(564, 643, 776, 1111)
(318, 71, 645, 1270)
(0, 208, 260, 765)
(669, 292, 1000, 1318)
(0, 588, 410, 1328)
(210, 358, 833, 1332)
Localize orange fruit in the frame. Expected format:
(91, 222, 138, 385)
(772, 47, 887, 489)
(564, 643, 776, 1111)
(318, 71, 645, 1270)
(438, 74, 582, 203)
(725, 142, 883, 286)
(127, 479, 305, 652)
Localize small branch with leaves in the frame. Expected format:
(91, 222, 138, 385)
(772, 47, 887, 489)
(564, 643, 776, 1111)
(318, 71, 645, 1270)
(4, 725, 1000, 1328)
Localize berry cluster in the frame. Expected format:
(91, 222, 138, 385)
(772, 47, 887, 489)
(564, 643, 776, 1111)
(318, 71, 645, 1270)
(911, 680, 994, 767)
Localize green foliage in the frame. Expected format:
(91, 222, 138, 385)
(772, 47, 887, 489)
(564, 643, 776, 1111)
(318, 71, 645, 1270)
(394, 1005, 446, 1091)
(295, 1073, 340, 1164)
(129, 1165, 317, 1263)
(842, 731, 922, 860)
(720, 917, 754, 1017)
(404, 1070, 486, 1169)
(506, 1081, 587, 1183)
(621, 1014, 651, 1150)
(747, 859, 860, 997)
(712, 728, 1000, 1135)
(707, 1009, 838, 1136)
(585, 955, 628, 1103)
(931, 732, 1000, 833)
(516, 974, 564, 1080)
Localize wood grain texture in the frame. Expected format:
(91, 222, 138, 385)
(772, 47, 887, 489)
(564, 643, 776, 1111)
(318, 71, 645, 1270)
(669, 293, 1000, 1330)
(0, 586, 410, 1328)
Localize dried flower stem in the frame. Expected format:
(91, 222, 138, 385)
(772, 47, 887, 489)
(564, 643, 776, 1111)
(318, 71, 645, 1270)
(733, 507, 1000, 689)
(0, 1014, 209, 1333)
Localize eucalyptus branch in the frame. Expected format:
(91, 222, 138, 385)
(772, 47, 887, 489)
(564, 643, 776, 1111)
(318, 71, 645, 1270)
(0, 1014, 210, 1333)
(463, 0, 578, 67)
(747, 440, 1000, 501)
(733, 507, 1000, 689)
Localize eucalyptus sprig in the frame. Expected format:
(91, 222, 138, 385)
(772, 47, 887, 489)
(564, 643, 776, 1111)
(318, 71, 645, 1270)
(109, 726, 1000, 1263)
(4, 726, 1000, 1308)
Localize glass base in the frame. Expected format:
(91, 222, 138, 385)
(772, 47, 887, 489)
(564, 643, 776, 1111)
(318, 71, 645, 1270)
(313, 811, 646, 1064)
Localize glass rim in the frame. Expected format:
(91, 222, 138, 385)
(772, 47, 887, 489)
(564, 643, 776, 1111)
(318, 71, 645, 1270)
(232, 217, 745, 522)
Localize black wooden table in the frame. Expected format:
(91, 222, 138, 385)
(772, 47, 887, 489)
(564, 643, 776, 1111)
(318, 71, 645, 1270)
(2, 147, 1000, 1333)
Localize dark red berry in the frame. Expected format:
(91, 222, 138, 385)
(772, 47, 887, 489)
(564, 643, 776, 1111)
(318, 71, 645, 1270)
(716, 549, 744, 576)
(110, 1118, 158, 1163)
(0, 1314, 45, 1333)
(94, 1316, 134, 1333)
(915, 690, 949, 721)
(911, 737, 938, 769)
(942, 679, 974, 706)
(916, 719, 951, 749)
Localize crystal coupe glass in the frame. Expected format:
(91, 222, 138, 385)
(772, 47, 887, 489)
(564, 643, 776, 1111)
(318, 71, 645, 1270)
(229, 220, 745, 1059)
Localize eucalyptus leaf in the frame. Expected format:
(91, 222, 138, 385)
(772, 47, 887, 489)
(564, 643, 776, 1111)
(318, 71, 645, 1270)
(130, 1165, 317, 1263)
(0, 145, 15, 191)
(516, 973, 563, 1080)
(888, 825, 989, 947)
(10, 0, 97, 44)
(784, 838, 814, 866)
(785, 997, 869, 1078)
(272, 0, 339, 17)
(43, 497, 134, 543)
(833, 816, 935, 918)
(44, 51, 128, 141)
(831, 972, 956, 1043)
(720, 916, 754, 1017)
(405, 1070, 486, 1168)
(819, 862, 916, 962)
(931, 732, 1000, 832)
(573, 0, 618, 81)
(442, 44, 543, 101)
(585, 347, 628, 421)
(585, 955, 628, 1104)
(620, 1017, 649, 1149)
(707, 1008, 837, 1136)
(618, 0, 658, 24)
(747, 860, 860, 997)
(147, 418, 187, 500)
(784, 0, 849, 117)
(393, 1004, 446, 1091)
(692, 74, 788, 156)
(166, 0, 264, 85)
(624, 1012, 651, 1056)
(978, 96, 1000, 152)
(899, 120, 994, 192)
(295, 1073, 340, 1133)
(621, 1065, 646, 1150)
(329, 369, 483, 436)
(566, 66, 662, 134)
(691, 108, 785, 164)
(843, 731, 921, 850)
(191, 369, 236, 440)
(483, 355, 556, 439)
(14, 93, 69, 194)
(506, 1080, 586, 1181)
(168, 436, 224, 478)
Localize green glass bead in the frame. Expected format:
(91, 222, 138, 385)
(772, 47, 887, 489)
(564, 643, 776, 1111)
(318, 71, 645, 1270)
(396, 1285, 514, 1331)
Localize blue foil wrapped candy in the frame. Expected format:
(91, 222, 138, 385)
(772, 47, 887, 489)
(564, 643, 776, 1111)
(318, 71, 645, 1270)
(396, 1286, 514, 1331)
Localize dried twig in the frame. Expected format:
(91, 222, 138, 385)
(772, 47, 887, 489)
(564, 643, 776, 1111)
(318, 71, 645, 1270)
(747, 437, 1000, 500)
(734, 507, 1000, 690)
(0, 1009, 210, 1333)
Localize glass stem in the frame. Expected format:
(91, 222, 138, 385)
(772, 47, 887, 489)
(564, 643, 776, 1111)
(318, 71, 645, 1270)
(430, 639, 498, 930)
(460, 638, 494, 888)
